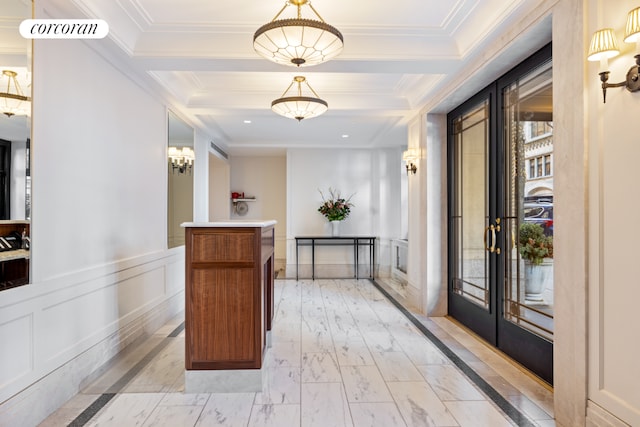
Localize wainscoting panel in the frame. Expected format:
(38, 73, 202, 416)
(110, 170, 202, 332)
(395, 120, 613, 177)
(0, 314, 33, 390)
(0, 249, 185, 427)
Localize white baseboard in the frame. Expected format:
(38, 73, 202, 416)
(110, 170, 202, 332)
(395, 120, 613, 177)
(586, 400, 632, 427)
(284, 263, 383, 280)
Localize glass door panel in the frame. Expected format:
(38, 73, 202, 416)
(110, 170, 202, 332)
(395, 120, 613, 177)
(501, 60, 554, 341)
(452, 102, 490, 309)
(448, 89, 498, 346)
(448, 44, 553, 384)
(495, 46, 554, 384)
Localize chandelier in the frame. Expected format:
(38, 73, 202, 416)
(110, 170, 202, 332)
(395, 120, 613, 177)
(254, 0, 344, 67)
(167, 146, 195, 174)
(271, 76, 328, 121)
(0, 70, 30, 118)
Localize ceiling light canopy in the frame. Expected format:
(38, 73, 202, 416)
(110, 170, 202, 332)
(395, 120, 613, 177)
(271, 76, 328, 121)
(0, 70, 30, 118)
(254, 0, 344, 67)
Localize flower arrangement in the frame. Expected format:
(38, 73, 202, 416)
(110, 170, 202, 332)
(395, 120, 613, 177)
(317, 188, 354, 221)
(519, 222, 553, 265)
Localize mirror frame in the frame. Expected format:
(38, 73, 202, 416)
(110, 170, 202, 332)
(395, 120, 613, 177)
(167, 110, 194, 249)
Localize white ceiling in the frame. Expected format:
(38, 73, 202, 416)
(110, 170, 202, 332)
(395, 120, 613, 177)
(3, 0, 553, 155)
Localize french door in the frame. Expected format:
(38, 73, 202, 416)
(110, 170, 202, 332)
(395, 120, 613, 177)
(448, 44, 553, 384)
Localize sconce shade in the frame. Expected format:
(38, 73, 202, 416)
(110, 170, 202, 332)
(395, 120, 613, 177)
(253, 0, 343, 67)
(624, 7, 640, 43)
(0, 69, 30, 117)
(402, 148, 419, 174)
(402, 148, 419, 162)
(168, 146, 195, 174)
(588, 28, 620, 61)
(271, 76, 328, 121)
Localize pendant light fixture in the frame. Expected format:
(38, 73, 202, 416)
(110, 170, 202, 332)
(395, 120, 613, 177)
(254, 0, 344, 67)
(271, 76, 328, 121)
(0, 70, 30, 117)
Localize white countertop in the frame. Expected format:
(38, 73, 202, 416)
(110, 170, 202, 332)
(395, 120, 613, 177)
(181, 220, 277, 228)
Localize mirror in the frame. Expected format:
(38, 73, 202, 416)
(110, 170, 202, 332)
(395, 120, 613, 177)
(0, 0, 32, 290)
(167, 111, 194, 248)
(0, 0, 31, 220)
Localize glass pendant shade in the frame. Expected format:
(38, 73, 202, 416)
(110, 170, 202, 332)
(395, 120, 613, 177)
(0, 70, 30, 117)
(254, 0, 343, 67)
(271, 76, 328, 121)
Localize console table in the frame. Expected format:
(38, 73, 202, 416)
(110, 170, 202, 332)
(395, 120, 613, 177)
(295, 236, 376, 280)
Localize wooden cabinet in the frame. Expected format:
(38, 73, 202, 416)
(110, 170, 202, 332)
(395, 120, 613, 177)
(184, 221, 275, 371)
(0, 221, 29, 291)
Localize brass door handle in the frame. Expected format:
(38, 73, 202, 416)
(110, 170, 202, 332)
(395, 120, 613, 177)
(485, 219, 502, 254)
(484, 225, 492, 252)
(489, 225, 496, 253)
(485, 219, 501, 254)
(493, 218, 501, 255)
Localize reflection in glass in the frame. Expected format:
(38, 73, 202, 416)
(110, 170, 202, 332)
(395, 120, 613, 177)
(167, 111, 194, 248)
(502, 60, 554, 341)
(452, 101, 490, 309)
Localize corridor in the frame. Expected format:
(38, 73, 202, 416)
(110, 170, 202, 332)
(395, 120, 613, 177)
(39, 279, 554, 427)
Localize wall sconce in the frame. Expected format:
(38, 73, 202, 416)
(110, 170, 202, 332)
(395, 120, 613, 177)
(168, 146, 194, 174)
(588, 7, 640, 103)
(402, 148, 419, 175)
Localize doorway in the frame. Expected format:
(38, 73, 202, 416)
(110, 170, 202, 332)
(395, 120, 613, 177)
(447, 44, 553, 384)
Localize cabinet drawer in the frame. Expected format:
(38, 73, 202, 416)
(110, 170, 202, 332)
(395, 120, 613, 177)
(190, 230, 255, 263)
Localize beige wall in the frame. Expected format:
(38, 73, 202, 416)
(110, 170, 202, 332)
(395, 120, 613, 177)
(229, 155, 287, 263)
(552, 0, 588, 424)
(584, 1, 640, 425)
(208, 153, 230, 221)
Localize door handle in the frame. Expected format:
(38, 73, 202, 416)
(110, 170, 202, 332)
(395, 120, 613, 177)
(485, 219, 501, 254)
(492, 218, 501, 255)
(484, 225, 492, 252)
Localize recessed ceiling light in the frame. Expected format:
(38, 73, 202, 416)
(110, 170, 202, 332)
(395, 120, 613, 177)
(244, 120, 252, 124)
(342, 134, 349, 138)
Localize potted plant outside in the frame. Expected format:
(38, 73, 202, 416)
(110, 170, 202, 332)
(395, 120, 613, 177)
(519, 222, 553, 302)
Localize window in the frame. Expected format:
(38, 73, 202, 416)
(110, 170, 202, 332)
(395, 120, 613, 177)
(528, 121, 553, 139)
(544, 154, 551, 175)
(528, 155, 553, 179)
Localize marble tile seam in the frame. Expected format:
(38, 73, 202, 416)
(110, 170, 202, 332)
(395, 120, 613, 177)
(368, 279, 538, 427)
(66, 322, 186, 427)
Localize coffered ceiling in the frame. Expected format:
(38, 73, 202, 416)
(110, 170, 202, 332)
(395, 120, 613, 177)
(9, 0, 552, 154)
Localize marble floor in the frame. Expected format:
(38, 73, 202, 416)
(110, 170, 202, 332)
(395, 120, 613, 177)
(39, 279, 555, 427)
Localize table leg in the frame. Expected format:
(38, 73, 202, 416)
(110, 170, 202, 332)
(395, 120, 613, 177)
(371, 239, 375, 278)
(311, 239, 315, 280)
(355, 238, 359, 279)
(296, 240, 299, 280)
